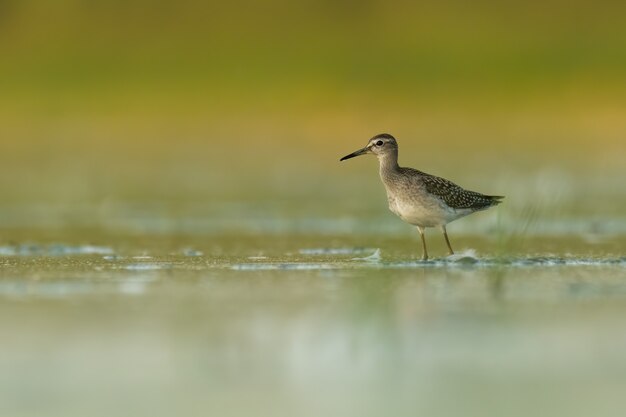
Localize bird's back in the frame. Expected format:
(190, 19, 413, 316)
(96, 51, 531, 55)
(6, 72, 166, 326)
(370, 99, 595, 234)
(402, 168, 503, 211)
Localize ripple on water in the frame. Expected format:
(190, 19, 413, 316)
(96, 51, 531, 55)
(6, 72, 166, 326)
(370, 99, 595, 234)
(231, 263, 337, 271)
(299, 247, 378, 255)
(507, 256, 626, 267)
(351, 248, 382, 262)
(385, 255, 626, 269)
(0, 244, 114, 257)
(232, 254, 626, 271)
(121, 263, 173, 271)
(180, 248, 203, 257)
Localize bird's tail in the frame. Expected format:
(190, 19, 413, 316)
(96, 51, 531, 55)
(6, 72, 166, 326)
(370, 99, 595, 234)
(488, 195, 505, 206)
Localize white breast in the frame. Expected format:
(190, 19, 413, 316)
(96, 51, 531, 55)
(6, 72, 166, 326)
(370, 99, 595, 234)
(387, 192, 466, 228)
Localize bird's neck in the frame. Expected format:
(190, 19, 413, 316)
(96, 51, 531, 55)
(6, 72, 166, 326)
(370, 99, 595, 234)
(378, 150, 400, 176)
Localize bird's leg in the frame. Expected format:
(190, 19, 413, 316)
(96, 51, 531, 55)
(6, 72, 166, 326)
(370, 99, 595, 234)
(416, 226, 428, 261)
(441, 225, 454, 256)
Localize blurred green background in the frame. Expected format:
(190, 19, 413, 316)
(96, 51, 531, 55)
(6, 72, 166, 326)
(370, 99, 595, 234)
(2, 3, 626, 417)
(1, 0, 625, 216)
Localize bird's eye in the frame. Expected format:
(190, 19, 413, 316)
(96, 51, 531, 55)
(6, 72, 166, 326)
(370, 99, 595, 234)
(376, 140, 384, 146)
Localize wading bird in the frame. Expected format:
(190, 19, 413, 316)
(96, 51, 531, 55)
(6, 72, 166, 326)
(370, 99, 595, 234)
(340, 133, 503, 260)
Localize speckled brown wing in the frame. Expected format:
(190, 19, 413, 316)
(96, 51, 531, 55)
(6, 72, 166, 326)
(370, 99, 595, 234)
(408, 169, 504, 210)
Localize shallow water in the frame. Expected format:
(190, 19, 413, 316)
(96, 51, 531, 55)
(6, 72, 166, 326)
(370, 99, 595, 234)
(0, 138, 624, 415)
(1, 230, 626, 417)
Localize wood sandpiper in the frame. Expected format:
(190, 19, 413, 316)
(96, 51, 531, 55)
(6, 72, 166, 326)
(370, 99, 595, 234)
(340, 133, 503, 260)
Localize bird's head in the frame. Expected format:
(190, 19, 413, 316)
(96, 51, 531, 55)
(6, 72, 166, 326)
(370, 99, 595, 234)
(340, 133, 398, 161)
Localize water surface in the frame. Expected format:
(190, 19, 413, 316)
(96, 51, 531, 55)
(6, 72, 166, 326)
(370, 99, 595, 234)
(1, 229, 625, 417)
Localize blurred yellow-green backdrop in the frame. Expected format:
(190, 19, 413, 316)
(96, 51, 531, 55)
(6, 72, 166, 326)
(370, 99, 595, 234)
(1, 0, 625, 227)
(3, 4, 626, 417)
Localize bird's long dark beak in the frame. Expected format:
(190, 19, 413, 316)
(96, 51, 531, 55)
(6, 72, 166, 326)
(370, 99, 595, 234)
(340, 146, 369, 161)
